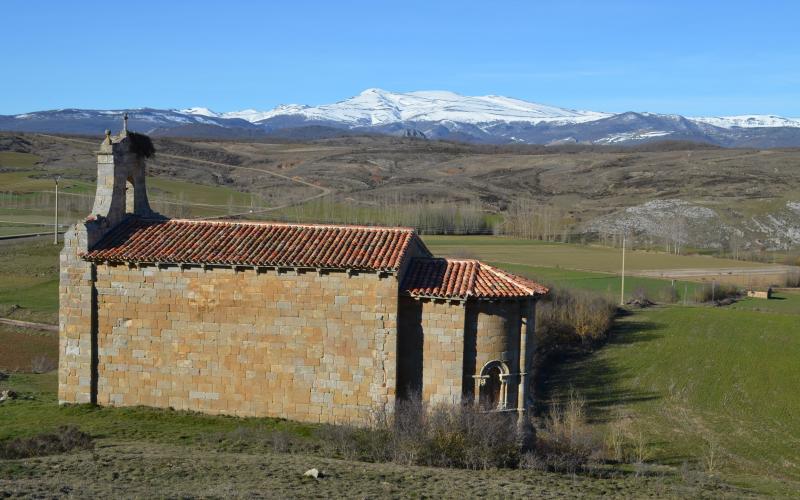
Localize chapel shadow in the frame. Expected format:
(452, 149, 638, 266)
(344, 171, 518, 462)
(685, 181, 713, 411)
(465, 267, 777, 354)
(534, 315, 662, 424)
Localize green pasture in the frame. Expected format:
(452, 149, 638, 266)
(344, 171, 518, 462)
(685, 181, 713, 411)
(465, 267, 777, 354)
(0, 170, 93, 194)
(490, 262, 703, 303)
(729, 289, 800, 315)
(147, 177, 257, 208)
(0, 240, 59, 323)
(424, 235, 771, 273)
(540, 306, 800, 495)
(0, 152, 39, 168)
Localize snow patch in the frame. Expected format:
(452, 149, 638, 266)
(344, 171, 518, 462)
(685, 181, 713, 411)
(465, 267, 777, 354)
(690, 115, 800, 129)
(594, 130, 672, 144)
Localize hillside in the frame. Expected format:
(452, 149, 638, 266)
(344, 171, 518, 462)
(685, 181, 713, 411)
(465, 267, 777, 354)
(3, 132, 800, 252)
(539, 301, 800, 496)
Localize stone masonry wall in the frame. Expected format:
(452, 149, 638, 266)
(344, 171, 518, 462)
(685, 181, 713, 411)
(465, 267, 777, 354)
(58, 225, 96, 404)
(417, 300, 466, 405)
(474, 300, 522, 409)
(92, 264, 399, 424)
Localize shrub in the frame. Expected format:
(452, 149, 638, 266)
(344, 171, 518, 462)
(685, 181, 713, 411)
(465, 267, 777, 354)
(628, 287, 656, 307)
(0, 426, 93, 459)
(31, 355, 57, 374)
(317, 399, 523, 470)
(535, 391, 601, 473)
(693, 283, 739, 303)
(536, 288, 617, 351)
(783, 269, 800, 288)
(605, 418, 631, 463)
(659, 284, 680, 304)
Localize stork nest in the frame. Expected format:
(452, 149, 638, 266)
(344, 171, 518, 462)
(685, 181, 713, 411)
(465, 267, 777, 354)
(127, 132, 155, 158)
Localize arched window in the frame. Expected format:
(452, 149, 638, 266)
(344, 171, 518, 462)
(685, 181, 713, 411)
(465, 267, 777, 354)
(478, 360, 509, 410)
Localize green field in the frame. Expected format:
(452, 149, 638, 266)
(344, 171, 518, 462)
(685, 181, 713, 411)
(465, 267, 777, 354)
(729, 289, 800, 315)
(0, 240, 59, 323)
(424, 235, 772, 273)
(540, 306, 800, 496)
(488, 261, 704, 303)
(0, 152, 39, 168)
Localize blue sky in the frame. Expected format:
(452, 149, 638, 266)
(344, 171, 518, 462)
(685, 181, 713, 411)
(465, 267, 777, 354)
(3, 0, 799, 116)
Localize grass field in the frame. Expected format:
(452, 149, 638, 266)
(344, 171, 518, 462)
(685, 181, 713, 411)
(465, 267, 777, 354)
(539, 306, 800, 496)
(424, 235, 774, 273)
(0, 152, 39, 168)
(487, 261, 704, 303)
(729, 289, 800, 315)
(0, 239, 59, 324)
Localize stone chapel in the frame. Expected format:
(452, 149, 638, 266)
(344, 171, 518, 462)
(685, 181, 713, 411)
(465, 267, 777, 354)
(59, 123, 548, 424)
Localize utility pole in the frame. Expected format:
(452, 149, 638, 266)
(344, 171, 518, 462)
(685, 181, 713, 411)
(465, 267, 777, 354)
(54, 175, 60, 245)
(620, 231, 626, 306)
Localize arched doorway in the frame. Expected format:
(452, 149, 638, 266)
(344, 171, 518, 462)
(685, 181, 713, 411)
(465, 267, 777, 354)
(478, 360, 509, 410)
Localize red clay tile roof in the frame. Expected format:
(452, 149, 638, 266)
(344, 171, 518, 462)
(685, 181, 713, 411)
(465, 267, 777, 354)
(401, 258, 548, 299)
(83, 217, 428, 271)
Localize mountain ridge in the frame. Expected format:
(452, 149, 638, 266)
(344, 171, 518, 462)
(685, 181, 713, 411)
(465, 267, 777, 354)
(3, 89, 800, 147)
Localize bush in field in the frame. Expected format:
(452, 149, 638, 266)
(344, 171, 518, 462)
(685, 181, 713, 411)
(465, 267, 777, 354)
(783, 269, 800, 288)
(0, 426, 93, 459)
(317, 399, 523, 470)
(536, 288, 617, 351)
(693, 283, 739, 303)
(534, 391, 602, 473)
(31, 355, 57, 374)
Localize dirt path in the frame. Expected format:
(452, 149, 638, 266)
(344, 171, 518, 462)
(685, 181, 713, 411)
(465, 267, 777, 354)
(0, 318, 57, 331)
(635, 265, 795, 280)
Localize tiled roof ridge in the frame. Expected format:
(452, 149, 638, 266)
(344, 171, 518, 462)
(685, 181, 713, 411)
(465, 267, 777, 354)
(83, 216, 420, 271)
(162, 217, 417, 232)
(401, 257, 547, 299)
(478, 262, 536, 295)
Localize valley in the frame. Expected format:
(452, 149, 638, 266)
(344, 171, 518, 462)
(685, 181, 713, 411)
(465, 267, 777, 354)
(4, 132, 800, 254)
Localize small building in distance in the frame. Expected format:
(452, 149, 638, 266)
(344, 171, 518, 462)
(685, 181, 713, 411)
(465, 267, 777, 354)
(59, 123, 548, 424)
(746, 288, 773, 299)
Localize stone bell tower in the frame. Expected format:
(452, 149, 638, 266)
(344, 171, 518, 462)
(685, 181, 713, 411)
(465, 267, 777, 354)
(91, 113, 154, 226)
(59, 115, 157, 405)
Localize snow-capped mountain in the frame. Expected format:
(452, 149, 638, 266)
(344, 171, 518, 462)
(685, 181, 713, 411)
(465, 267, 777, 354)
(690, 115, 800, 129)
(3, 89, 800, 147)
(235, 88, 612, 126)
(182, 89, 610, 126)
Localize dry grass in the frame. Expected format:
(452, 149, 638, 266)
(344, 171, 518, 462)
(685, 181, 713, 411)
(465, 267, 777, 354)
(317, 399, 523, 470)
(0, 441, 745, 498)
(0, 326, 58, 373)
